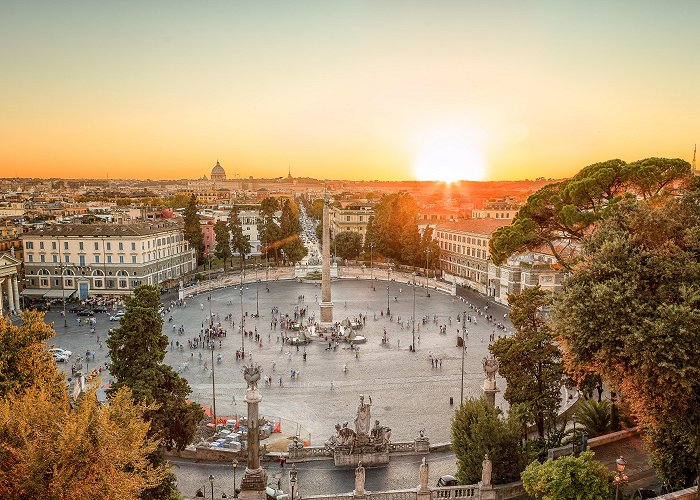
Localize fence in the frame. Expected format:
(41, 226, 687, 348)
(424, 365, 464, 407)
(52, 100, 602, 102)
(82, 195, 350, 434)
(431, 485, 478, 499)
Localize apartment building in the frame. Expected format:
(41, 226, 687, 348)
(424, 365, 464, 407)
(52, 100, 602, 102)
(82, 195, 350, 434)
(329, 203, 373, 243)
(434, 219, 511, 294)
(21, 221, 196, 299)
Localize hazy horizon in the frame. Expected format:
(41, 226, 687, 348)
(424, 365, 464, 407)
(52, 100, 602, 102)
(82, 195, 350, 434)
(2, 1, 698, 181)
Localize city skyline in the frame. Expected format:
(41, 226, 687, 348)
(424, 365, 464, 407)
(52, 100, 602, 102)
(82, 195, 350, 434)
(2, 1, 698, 181)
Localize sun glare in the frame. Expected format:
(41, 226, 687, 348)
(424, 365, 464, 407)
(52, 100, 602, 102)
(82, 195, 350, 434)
(413, 128, 486, 183)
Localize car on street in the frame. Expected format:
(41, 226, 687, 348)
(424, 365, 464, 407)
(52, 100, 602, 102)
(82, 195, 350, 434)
(49, 347, 72, 359)
(27, 302, 50, 311)
(436, 475, 458, 487)
(93, 305, 108, 313)
(77, 309, 95, 316)
(109, 310, 125, 321)
(53, 352, 70, 362)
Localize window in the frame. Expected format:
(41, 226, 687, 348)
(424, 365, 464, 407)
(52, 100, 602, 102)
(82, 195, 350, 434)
(346, 216, 351, 221)
(39, 241, 44, 250)
(65, 279, 73, 286)
(25, 241, 33, 249)
(79, 255, 85, 266)
(119, 279, 127, 288)
(119, 242, 124, 251)
(95, 280, 103, 287)
(64, 255, 70, 263)
(64, 241, 68, 250)
(40, 254, 45, 263)
(107, 255, 112, 263)
(41, 279, 48, 287)
(131, 242, 136, 251)
(132, 255, 137, 263)
(94, 255, 100, 263)
(28, 254, 33, 262)
(107, 242, 111, 250)
(52, 241, 56, 250)
(119, 255, 124, 263)
(79, 242, 84, 251)
(52, 255, 57, 263)
(94, 242, 99, 250)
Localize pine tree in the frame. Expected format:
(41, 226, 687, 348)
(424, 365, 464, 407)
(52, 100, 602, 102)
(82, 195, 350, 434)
(213, 221, 232, 271)
(228, 206, 251, 270)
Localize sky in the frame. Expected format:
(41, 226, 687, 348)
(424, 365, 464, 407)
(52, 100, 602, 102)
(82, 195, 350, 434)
(1, 1, 698, 182)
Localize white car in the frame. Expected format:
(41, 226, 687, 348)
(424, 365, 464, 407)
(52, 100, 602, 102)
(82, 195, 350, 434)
(109, 310, 125, 321)
(49, 347, 72, 359)
(53, 352, 70, 363)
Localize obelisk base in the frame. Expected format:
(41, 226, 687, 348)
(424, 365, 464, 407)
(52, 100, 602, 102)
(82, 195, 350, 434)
(238, 467, 268, 500)
(320, 301, 334, 324)
(483, 380, 499, 406)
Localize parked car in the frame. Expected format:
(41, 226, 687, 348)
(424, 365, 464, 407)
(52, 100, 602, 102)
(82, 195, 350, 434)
(93, 305, 108, 313)
(109, 311, 125, 321)
(69, 306, 84, 313)
(77, 309, 95, 316)
(436, 475, 458, 487)
(160, 287, 169, 294)
(27, 302, 50, 311)
(53, 352, 70, 362)
(49, 347, 72, 358)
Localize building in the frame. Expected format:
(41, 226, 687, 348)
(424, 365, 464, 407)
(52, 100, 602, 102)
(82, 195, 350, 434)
(329, 202, 374, 243)
(0, 253, 22, 316)
(434, 219, 511, 293)
(472, 196, 520, 221)
(488, 244, 571, 305)
(210, 160, 227, 182)
(21, 221, 196, 300)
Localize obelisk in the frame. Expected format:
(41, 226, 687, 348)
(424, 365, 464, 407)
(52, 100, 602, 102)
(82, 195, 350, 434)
(239, 364, 267, 500)
(320, 195, 334, 324)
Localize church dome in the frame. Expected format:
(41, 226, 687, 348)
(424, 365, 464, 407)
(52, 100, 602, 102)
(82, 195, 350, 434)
(210, 160, 226, 181)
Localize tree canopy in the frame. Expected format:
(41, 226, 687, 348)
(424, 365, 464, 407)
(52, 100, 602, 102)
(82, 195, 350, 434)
(521, 451, 613, 500)
(183, 194, 204, 264)
(490, 158, 691, 269)
(228, 206, 251, 268)
(213, 220, 232, 270)
(335, 231, 363, 260)
(490, 287, 564, 441)
(451, 398, 528, 485)
(552, 185, 700, 489)
(364, 192, 424, 266)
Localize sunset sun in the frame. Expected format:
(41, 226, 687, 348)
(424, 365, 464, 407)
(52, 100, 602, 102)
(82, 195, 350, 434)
(413, 128, 486, 183)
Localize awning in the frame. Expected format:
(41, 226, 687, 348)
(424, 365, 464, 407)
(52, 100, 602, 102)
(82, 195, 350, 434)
(20, 289, 46, 297)
(43, 289, 76, 299)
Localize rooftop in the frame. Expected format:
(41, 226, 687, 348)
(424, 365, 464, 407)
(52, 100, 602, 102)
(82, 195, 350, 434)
(436, 218, 511, 236)
(23, 220, 184, 237)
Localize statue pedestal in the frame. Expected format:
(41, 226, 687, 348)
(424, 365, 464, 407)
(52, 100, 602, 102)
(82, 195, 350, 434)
(483, 380, 498, 406)
(414, 437, 430, 453)
(238, 467, 268, 500)
(479, 483, 496, 500)
(334, 449, 389, 467)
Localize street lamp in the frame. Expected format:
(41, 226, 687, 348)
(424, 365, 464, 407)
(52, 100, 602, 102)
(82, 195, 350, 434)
(460, 310, 467, 405)
(231, 460, 238, 497)
(369, 243, 374, 282)
(240, 288, 245, 353)
(572, 414, 577, 455)
(208, 253, 213, 326)
(386, 285, 390, 316)
(411, 273, 416, 352)
(209, 474, 214, 500)
(211, 345, 217, 427)
(424, 247, 431, 293)
(255, 264, 260, 317)
(614, 456, 628, 500)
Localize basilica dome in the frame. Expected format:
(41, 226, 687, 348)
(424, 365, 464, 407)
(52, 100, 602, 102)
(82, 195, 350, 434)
(210, 160, 226, 182)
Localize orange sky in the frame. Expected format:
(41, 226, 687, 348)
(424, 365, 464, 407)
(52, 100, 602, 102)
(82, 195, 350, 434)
(1, 2, 698, 181)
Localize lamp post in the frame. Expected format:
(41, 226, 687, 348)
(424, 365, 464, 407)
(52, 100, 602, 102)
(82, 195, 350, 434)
(255, 264, 260, 317)
(411, 272, 416, 352)
(614, 456, 628, 500)
(240, 287, 244, 353)
(211, 345, 217, 427)
(424, 247, 431, 294)
(572, 414, 577, 455)
(231, 460, 238, 497)
(369, 243, 374, 282)
(460, 310, 467, 405)
(209, 474, 214, 500)
(57, 238, 68, 327)
(208, 253, 213, 326)
(386, 285, 390, 316)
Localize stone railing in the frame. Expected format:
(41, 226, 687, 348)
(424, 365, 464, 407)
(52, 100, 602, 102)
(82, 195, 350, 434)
(431, 485, 479, 499)
(389, 442, 417, 453)
(653, 486, 698, 499)
(304, 495, 355, 500)
(368, 489, 417, 500)
(288, 446, 332, 460)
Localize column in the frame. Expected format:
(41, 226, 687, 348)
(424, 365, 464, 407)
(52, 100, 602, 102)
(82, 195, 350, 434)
(13, 276, 20, 312)
(239, 364, 267, 500)
(319, 198, 333, 323)
(0, 278, 5, 316)
(7, 278, 15, 314)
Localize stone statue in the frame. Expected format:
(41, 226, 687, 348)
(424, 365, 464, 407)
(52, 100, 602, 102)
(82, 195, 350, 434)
(370, 419, 391, 446)
(482, 356, 499, 381)
(354, 394, 372, 436)
(419, 457, 429, 490)
(354, 461, 366, 495)
(481, 453, 492, 487)
(243, 363, 262, 390)
(289, 463, 299, 500)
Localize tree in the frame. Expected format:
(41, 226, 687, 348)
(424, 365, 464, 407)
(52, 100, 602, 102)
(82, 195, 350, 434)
(0, 311, 64, 399)
(282, 237, 308, 264)
(552, 187, 700, 489)
(364, 192, 420, 265)
(521, 451, 614, 500)
(107, 285, 203, 497)
(489, 287, 564, 440)
(213, 221, 232, 271)
(228, 207, 251, 270)
(280, 198, 302, 238)
(573, 399, 611, 439)
(260, 197, 282, 263)
(335, 231, 363, 260)
(451, 398, 529, 485)
(183, 194, 204, 264)
(490, 158, 691, 269)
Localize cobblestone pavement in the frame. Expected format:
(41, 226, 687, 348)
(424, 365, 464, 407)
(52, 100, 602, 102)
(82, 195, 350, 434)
(170, 450, 458, 498)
